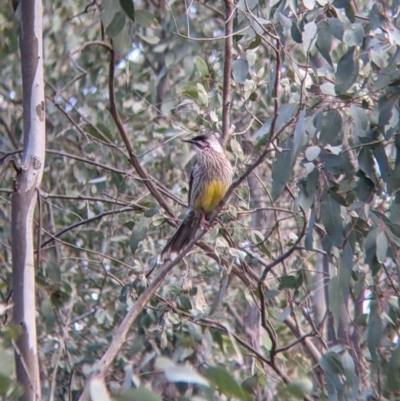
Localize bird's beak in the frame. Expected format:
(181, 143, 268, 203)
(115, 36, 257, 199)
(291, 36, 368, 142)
(183, 138, 195, 145)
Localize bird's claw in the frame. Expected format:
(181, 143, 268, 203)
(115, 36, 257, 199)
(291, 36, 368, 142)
(200, 214, 211, 231)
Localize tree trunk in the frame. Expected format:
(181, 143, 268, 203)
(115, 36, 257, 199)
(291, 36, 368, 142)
(12, 0, 45, 399)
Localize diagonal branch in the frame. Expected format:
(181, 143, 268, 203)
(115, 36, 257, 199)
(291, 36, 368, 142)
(78, 19, 295, 399)
(108, 45, 174, 218)
(77, 95, 296, 401)
(77, 220, 213, 401)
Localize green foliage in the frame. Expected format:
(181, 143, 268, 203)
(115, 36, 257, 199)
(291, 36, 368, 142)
(1, 0, 400, 400)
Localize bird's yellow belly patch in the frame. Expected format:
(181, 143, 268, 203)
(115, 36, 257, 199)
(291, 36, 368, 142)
(195, 180, 228, 213)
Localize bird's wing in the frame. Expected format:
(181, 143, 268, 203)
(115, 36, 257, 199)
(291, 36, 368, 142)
(187, 160, 197, 208)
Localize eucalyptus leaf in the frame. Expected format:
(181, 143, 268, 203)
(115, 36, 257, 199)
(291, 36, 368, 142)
(293, 108, 305, 153)
(335, 47, 359, 94)
(367, 302, 382, 365)
(105, 12, 126, 38)
(196, 83, 209, 106)
(291, 22, 302, 43)
(328, 18, 344, 41)
(316, 20, 332, 66)
(305, 146, 321, 161)
(164, 366, 210, 386)
(119, 0, 135, 21)
(130, 217, 149, 254)
(135, 9, 160, 28)
(356, 170, 375, 203)
(194, 55, 209, 76)
(372, 143, 389, 182)
(272, 138, 293, 199)
(387, 345, 400, 393)
(280, 379, 313, 398)
(319, 110, 342, 146)
(343, 23, 364, 46)
(321, 190, 344, 247)
(101, 0, 118, 27)
(358, 147, 377, 184)
(115, 388, 161, 401)
(302, 21, 317, 52)
(138, 33, 160, 45)
(375, 230, 388, 263)
(345, 2, 356, 23)
(205, 367, 250, 401)
(303, 0, 315, 9)
(230, 138, 244, 160)
(332, 0, 350, 7)
(232, 58, 249, 84)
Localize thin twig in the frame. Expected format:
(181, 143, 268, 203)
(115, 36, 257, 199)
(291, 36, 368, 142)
(40, 205, 139, 249)
(77, 221, 215, 401)
(39, 233, 135, 271)
(154, 294, 315, 401)
(0, 146, 185, 207)
(220, 0, 234, 147)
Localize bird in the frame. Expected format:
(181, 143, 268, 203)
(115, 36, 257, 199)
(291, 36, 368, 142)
(160, 134, 233, 261)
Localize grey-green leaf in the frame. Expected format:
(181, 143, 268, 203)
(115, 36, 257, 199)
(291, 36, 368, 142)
(115, 388, 161, 401)
(232, 59, 249, 84)
(119, 0, 135, 21)
(367, 302, 382, 365)
(194, 55, 209, 76)
(316, 21, 332, 66)
(332, 0, 350, 8)
(343, 23, 364, 46)
(341, 351, 359, 399)
(321, 190, 344, 247)
(305, 146, 320, 161)
(345, 2, 356, 23)
(105, 11, 126, 38)
(130, 217, 148, 254)
(335, 47, 359, 94)
(230, 138, 245, 160)
(387, 345, 400, 393)
(164, 366, 210, 386)
(253, 104, 297, 143)
(272, 139, 293, 199)
(378, 97, 398, 139)
(293, 108, 305, 154)
(358, 147, 377, 184)
(328, 275, 342, 334)
(135, 10, 160, 28)
(302, 21, 317, 52)
(372, 144, 389, 183)
(350, 104, 368, 137)
(319, 110, 342, 146)
(328, 18, 344, 41)
(291, 22, 302, 43)
(205, 367, 250, 401)
(376, 230, 388, 263)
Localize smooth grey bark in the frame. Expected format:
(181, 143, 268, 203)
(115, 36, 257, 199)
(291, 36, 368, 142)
(12, 0, 45, 400)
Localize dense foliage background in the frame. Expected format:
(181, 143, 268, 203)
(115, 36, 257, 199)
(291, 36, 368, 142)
(1, 0, 400, 399)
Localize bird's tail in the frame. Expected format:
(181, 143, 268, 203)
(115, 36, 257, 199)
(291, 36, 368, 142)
(160, 211, 201, 261)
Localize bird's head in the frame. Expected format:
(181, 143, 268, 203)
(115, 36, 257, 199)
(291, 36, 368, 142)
(183, 135, 224, 154)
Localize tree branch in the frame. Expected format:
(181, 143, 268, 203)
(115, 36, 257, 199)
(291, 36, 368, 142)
(220, 0, 234, 147)
(40, 205, 142, 249)
(77, 221, 215, 401)
(108, 45, 174, 217)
